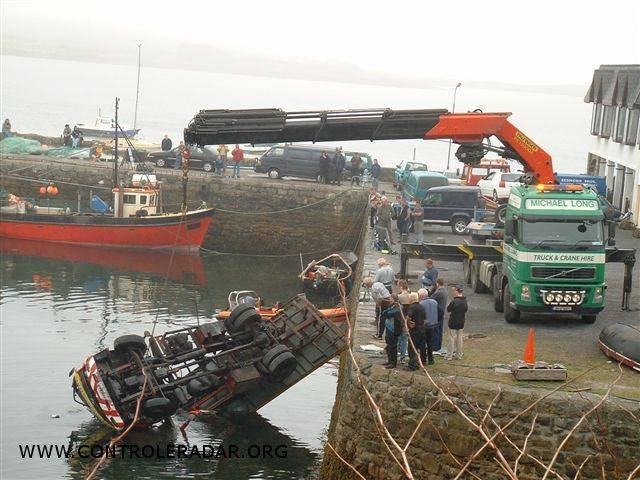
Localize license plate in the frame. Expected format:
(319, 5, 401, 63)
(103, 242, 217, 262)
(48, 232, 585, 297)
(552, 306, 572, 311)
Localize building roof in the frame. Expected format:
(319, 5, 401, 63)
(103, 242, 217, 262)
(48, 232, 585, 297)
(584, 65, 640, 108)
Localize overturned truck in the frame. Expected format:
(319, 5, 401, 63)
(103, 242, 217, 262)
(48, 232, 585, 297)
(72, 295, 347, 430)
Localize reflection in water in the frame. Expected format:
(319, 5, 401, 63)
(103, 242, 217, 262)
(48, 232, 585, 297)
(0, 242, 336, 479)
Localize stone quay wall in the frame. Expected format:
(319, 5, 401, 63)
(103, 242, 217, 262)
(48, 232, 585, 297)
(0, 155, 369, 255)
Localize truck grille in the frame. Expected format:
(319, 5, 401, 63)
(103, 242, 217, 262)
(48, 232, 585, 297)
(531, 267, 595, 280)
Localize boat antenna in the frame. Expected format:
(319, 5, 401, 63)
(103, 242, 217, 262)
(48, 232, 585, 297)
(114, 97, 119, 188)
(133, 43, 141, 131)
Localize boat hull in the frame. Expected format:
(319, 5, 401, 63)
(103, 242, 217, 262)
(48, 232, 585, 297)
(0, 208, 213, 251)
(599, 323, 640, 371)
(76, 127, 140, 138)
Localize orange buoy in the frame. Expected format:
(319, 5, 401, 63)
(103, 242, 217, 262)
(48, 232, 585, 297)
(46, 185, 54, 194)
(51, 186, 59, 195)
(39, 186, 47, 195)
(523, 328, 535, 364)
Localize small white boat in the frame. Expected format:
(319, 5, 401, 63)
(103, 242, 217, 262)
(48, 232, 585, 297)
(75, 112, 140, 139)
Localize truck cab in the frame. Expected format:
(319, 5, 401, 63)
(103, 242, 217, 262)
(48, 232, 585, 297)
(499, 184, 607, 323)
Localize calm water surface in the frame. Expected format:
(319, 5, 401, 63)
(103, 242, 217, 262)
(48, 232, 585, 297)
(0, 241, 338, 479)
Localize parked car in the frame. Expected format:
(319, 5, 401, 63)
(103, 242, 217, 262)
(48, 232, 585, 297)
(147, 145, 218, 172)
(477, 171, 523, 201)
(421, 186, 491, 234)
(402, 171, 448, 202)
(394, 161, 428, 189)
(461, 159, 511, 186)
(442, 170, 462, 185)
(255, 144, 369, 181)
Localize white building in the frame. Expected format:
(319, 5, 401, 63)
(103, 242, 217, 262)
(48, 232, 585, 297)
(584, 64, 640, 226)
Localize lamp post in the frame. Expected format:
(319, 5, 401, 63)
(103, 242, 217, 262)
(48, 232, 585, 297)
(446, 82, 462, 170)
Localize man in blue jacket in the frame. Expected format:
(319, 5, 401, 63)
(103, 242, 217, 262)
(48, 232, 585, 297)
(418, 288, 438, 365)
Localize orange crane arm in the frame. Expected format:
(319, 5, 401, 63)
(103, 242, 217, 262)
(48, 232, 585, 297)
(424, 112, 555, 185)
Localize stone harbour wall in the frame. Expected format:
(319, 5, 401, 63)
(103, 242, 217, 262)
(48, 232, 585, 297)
(320, 356, 640, 480)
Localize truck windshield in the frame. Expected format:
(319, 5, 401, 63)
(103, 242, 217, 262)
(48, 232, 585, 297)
(520, 220, 604, 249)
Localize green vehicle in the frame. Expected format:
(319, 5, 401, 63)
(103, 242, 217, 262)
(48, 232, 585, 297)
(475, 184, 608, 323)
(401, 171, 448, 202)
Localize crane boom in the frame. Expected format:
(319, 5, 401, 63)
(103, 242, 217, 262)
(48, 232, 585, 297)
(184, 108, 556, 185)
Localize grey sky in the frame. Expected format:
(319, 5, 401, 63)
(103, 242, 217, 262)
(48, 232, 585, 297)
(2, 0, 639, 85)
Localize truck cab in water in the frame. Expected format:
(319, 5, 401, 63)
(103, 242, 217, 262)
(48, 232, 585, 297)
(498, 184, 607, 323)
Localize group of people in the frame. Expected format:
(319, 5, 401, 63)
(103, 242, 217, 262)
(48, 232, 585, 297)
(162, 135, 245, 178)
(318, 148, 347, 185)
(62, 124, 84, 148)
(369, 188, 424, 247)
(364, 257, 468, 371)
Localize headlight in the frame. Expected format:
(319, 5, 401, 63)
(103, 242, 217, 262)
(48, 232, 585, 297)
(546, 293, 555, 303)
(564, 294, 572, 303)
(555, 293, 564, 302)
(521, 285, 531, 301)
(572, 294, 581, 303)
(594, 287, 604, 302)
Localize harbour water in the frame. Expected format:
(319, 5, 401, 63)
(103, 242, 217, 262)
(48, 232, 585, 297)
(0, 242, 338, 479)
(1, 54, 591, 173)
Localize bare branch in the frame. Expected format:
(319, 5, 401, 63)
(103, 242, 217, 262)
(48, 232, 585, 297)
(541, 363, 623, 480)
(326, 442, 367, 480)
(404, 397, 442, 452)
(627, 463, 640, 480)
(514, 413, 538, 475)
(573, 455, 592, 480)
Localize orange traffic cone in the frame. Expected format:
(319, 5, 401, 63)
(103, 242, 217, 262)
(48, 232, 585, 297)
(523, 328, 535, 364)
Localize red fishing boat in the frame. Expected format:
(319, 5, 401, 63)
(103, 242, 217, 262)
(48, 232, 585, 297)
(0, 174, 213, 251)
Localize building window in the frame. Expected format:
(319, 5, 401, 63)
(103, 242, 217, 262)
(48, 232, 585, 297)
(600, 105, 615, 138)
(123, 194, 137, 204)
(625, 109, 639, 146)
(590, 103, 602, 135)
(614, 107, 627, 143)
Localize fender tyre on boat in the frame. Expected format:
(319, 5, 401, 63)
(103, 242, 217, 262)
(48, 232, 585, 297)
(267, 351, 297, 380)
(142, 397, 177, 422)
(114, 335, 147, 356)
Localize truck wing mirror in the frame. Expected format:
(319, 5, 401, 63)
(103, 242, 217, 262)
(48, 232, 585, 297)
(504, 218, 517, 242)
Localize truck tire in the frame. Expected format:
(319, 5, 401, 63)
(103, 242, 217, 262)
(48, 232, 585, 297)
(503, 283, 520, 323)
(494, 205, 507, 228)
(451, 216, 469, 235)
(142, 397, 177, 422)
(268, 351, 297, 380)
(493, 275, 504, 312)
(114, 334, 147, 356)
(226, 304, 261, 333)
(470, 261, 488, 293)
(262, 344, 291, 368)
(581, 314, 597, 324)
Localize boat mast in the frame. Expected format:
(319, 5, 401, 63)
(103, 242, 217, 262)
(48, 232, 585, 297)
(133, 43, 141, 131)
(114, 97, 119, 188)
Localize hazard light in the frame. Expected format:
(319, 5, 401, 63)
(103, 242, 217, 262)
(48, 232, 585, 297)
(535, 184, 584, 192)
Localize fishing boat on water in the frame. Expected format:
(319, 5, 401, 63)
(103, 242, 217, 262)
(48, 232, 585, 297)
(0, 174, 213, 251)
(75, 113, 140, 139)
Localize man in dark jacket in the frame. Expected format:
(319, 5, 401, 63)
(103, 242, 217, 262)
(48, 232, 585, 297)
(406, 292, 426, 371)
(445, 285, 468, 360)
(429, 278, 448, 351)
(371, 158, 381, 189)
(161, 134, 172, 151)
(381, 296, 403, 369)
(319, 152, 330, 184)
(334, 148, 345, 185)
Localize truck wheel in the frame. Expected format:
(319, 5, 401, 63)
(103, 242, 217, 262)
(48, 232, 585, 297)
(114, 334, 147, 356)
(503, 283, 520, 323)
(226, 304, 261, 333)
(268, 351, 297, 380)
(267, 168, 282, 179)
(262, 344, 291, 367)
(494, 205, 507, 227)
(581, 314, 597, 324)
(470, 261, 488, 293)
(155, 158, 166, 168)
(451, 217, 469, 235)
(142, 397, 177, 422)
(493, 275, 504, 312)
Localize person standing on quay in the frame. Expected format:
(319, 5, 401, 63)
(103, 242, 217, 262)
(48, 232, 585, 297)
(62, 124, 72, 146)
(445, 285, 468, 361)
(418, 288, 438, 365)
(429, 278, 448, 351)
(350, 154, 363, 185)
(406, 292, 426, 371)
(2, 119, 12, 137)
(371, 158, 381, 189)
(161, 134, 172, 151)
(381, 295, 403, 369)
(397, 197, 411, 242)
(231, 144, 244, 178)
(217, 144, 229, 176)
(421, 258, 439, 294)
(376, 196, 394, 245)
(368, 187, 380, 228)
(412, 195, 424, 244)
(319, 152, 330, 184)
(363, 277, 391, 341)
(174, 141, 185, 169)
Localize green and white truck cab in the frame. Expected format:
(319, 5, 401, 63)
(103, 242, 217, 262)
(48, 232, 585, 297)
(498, 184, 607, 323)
